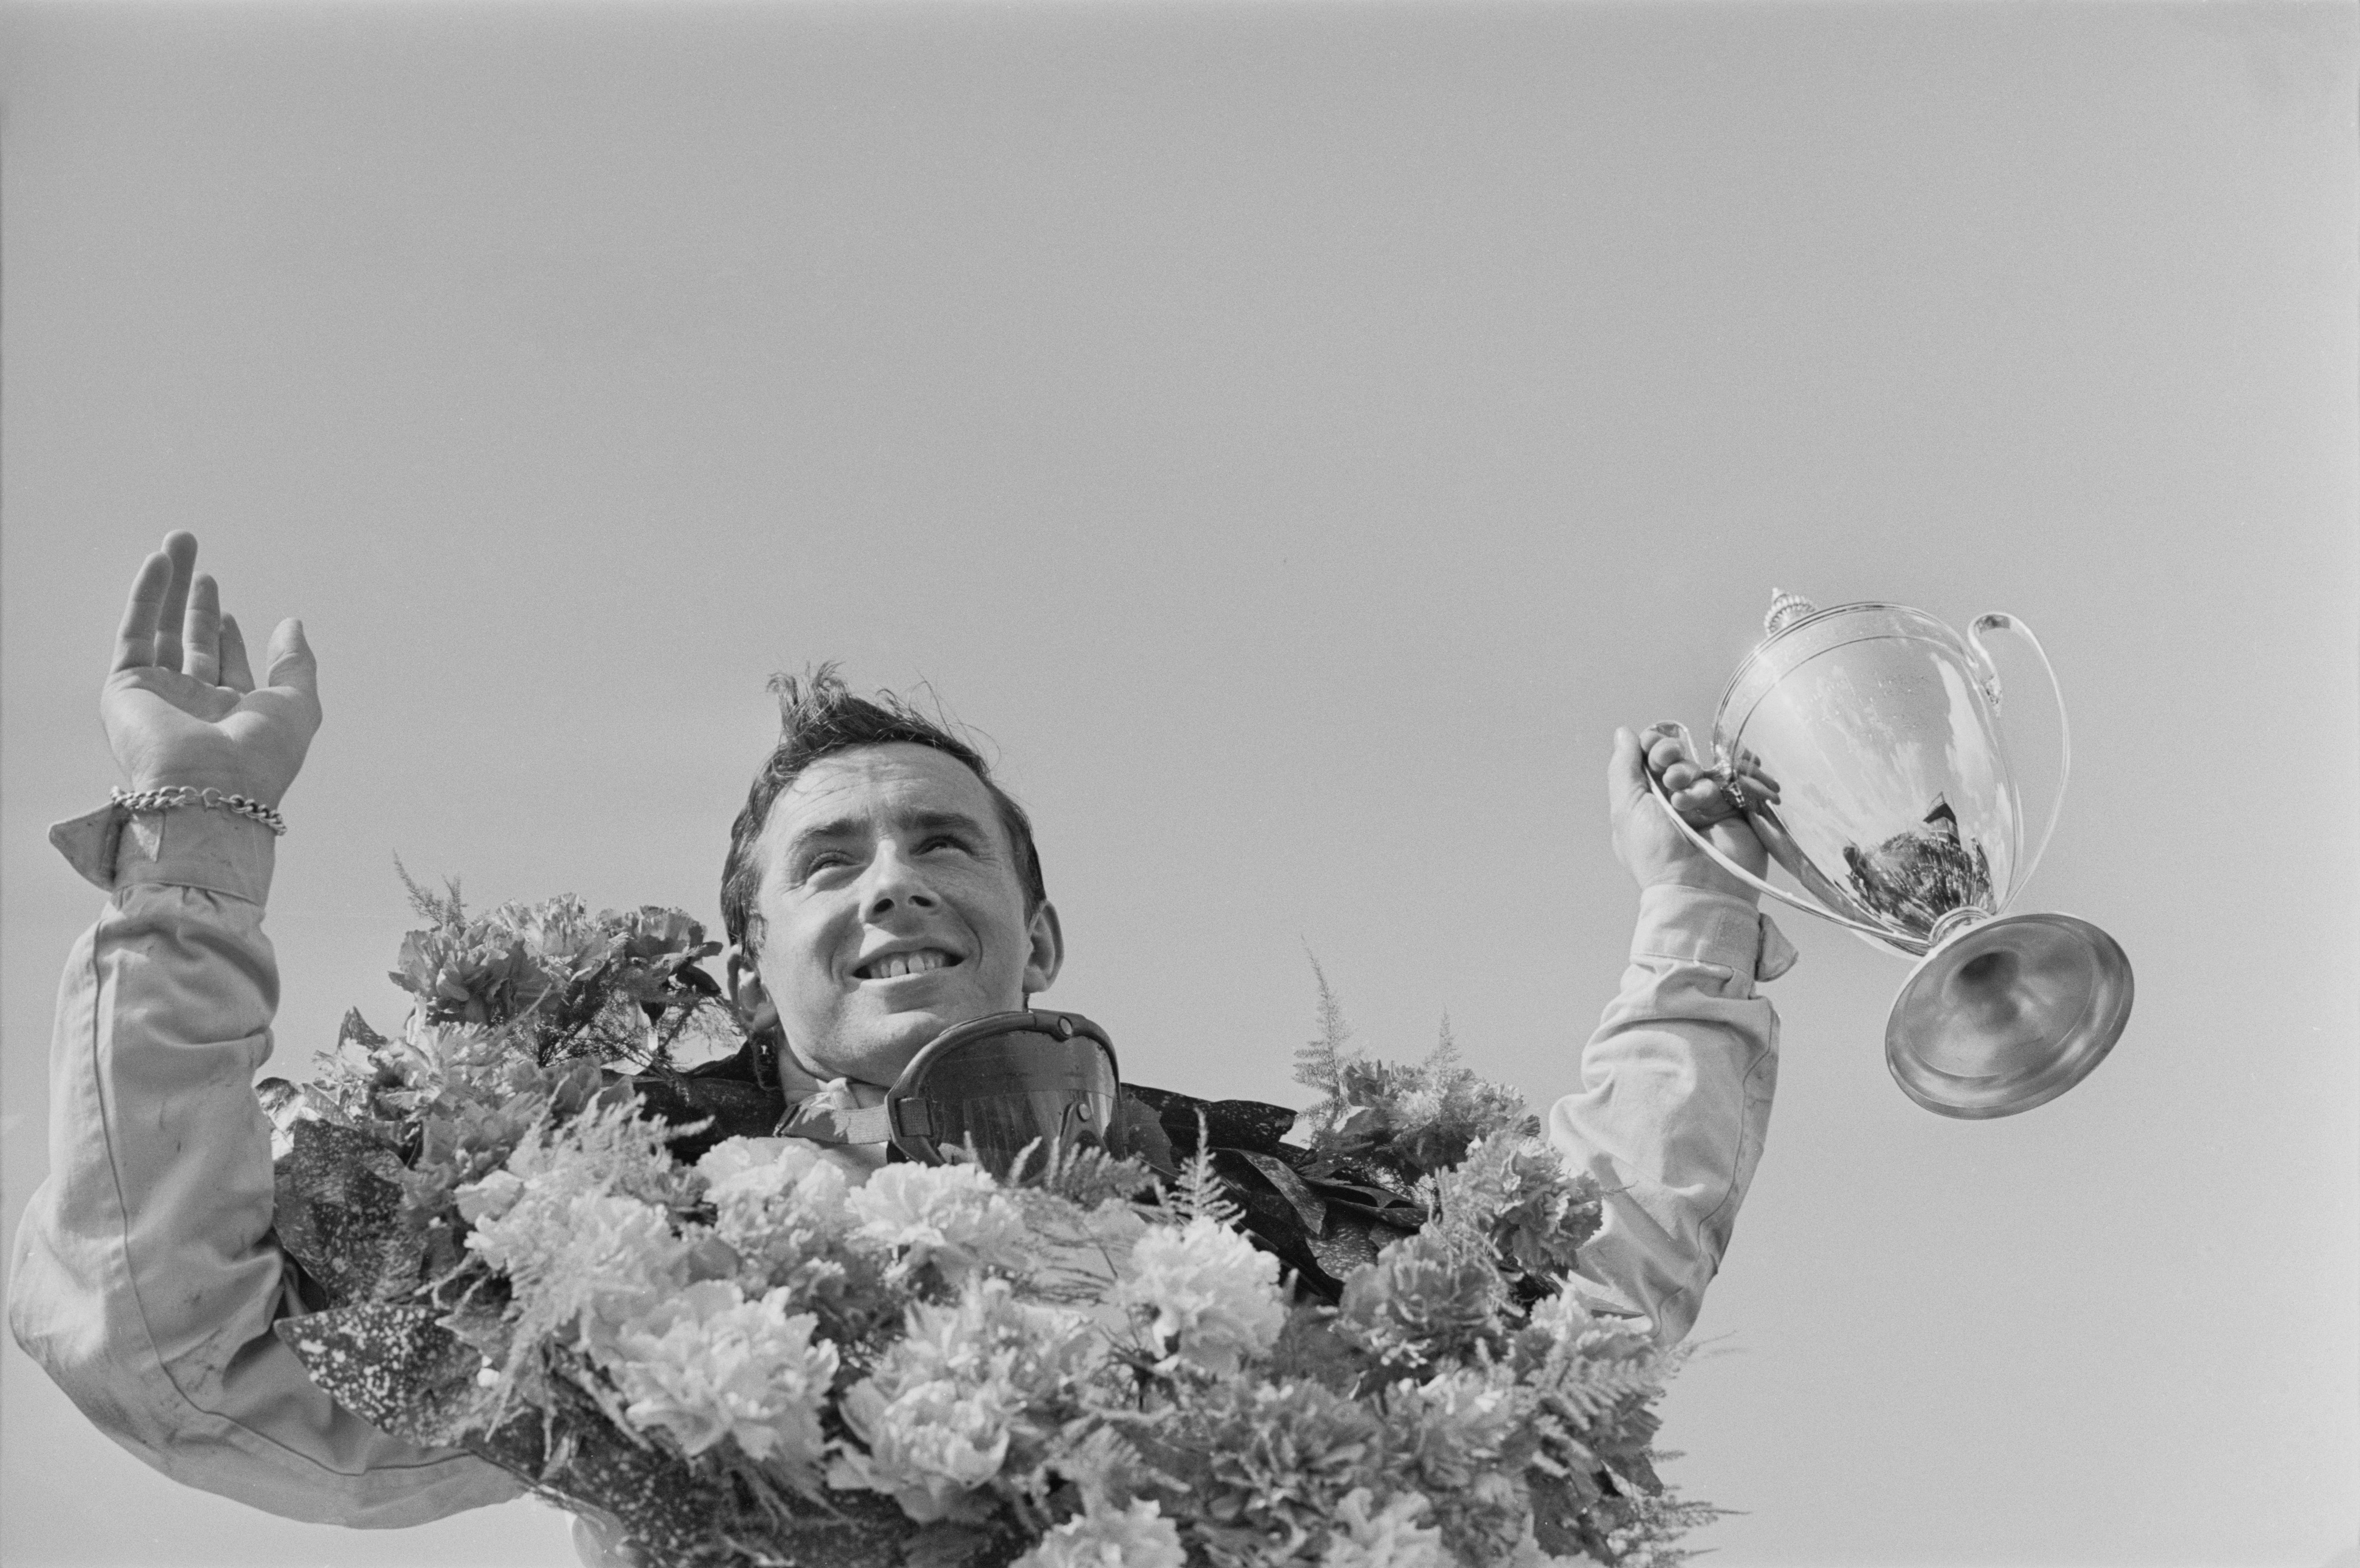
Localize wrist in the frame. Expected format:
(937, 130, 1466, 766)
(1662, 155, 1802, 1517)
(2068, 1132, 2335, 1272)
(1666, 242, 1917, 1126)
(98, 797, 279, 904)
(1640, 865, 1762, 904)
(129, 767, 287, 811)
(113, 784, 287, 837)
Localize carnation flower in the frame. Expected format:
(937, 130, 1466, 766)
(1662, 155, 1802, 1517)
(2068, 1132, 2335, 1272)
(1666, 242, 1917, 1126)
(1113, 1214, 1286, 1376)
(453, 1166, 525, 1223)
(1321, 1488, 1449, 1568)
(1162, 1378, 1390, 1556)
(830, 1279, 1099, 1523)
(845, 1162, 1029, 1285)
(696, 1136, 812, 1194)
(458, 1100, 701, 1357)
(1428, 1130, 1600, 1284)
(467, 1185, 687, 1353)
(832, 1376, 1016, 1522)
(1337, 1223, 1504, 1367)
(609, 1281, 838, 1474)
(1014, 1497, 1186, 1568)
(690, 1137, 894, 1325)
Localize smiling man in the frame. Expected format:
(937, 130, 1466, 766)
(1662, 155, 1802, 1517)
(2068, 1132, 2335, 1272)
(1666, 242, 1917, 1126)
(12, 534, 1795, 1550)
(720, 679, 1065, 1132)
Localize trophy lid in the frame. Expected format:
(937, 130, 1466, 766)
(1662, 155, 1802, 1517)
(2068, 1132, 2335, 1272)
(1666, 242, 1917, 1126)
(1764, 588, 1819, 638)
(1884, 912, 2133, 1118)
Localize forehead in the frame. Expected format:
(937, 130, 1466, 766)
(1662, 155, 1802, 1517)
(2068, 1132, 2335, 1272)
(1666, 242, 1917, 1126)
(763, 743, 1000, 848)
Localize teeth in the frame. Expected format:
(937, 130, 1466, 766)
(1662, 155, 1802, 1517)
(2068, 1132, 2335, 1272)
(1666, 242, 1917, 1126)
(864, 950, 950, 980)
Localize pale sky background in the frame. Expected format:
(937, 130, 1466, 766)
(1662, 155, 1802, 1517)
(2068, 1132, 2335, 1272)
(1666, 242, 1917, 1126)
(3, 4, 2354, 1566)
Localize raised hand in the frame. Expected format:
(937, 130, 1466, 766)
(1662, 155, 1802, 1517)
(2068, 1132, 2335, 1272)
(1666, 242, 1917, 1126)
(1606, 724, 1771, 900)
(102, 533, 320, 808)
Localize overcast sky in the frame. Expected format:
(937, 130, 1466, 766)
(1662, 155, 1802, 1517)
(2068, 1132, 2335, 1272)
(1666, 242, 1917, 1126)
(4, 4, 2354, 1566)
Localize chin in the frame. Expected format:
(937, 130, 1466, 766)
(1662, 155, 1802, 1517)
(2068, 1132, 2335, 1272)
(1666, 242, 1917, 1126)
(813, 993, 1020, 1086)
(825, 1015, 957, 1086)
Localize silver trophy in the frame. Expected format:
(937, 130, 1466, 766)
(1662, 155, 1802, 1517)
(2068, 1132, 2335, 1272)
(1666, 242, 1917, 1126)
(1650, 591, 2133, 1118)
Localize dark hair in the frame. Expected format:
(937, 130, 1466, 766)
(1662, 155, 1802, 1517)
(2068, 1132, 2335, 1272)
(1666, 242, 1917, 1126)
(719, 665, 1047, 954)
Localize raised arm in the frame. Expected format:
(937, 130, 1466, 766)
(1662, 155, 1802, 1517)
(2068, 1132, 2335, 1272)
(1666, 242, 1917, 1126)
(1547, 725, 1795, 1347)
(8, 533, 519, 1524)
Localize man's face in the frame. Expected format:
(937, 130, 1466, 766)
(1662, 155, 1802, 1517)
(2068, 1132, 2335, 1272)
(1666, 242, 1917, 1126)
(748, 742, 1062, 1087)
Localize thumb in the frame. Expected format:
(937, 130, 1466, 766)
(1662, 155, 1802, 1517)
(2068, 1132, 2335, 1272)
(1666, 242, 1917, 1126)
(263, 618, 318, 699)
(1607, 726, 1650, 813)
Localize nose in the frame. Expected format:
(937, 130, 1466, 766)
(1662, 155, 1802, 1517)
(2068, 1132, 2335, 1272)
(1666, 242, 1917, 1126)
(858, 840, 940, 921)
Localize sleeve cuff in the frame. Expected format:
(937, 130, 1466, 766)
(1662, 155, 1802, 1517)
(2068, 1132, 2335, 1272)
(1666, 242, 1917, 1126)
(50, 803, 276, 906)
(1630, 883, 1797, 983)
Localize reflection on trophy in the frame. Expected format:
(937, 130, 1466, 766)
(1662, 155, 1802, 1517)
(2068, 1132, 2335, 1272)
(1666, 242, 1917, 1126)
(1651, 591, 2133, 1118)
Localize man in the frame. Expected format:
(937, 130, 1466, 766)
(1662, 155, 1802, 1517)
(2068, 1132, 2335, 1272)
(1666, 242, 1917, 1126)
(706, 665, 1070, 1160)
(10, 533, 1792, 1551)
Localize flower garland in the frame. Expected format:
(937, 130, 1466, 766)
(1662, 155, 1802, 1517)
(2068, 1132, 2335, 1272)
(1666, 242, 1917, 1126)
(261, 887, 1717, 1568)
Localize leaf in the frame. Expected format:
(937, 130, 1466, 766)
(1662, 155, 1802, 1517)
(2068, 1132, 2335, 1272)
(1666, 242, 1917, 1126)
(1231, 1151, 1329, 1236)
(903, 1522, 994, 1568)
(338, 1007, 390, 1050)
(1305, 1220, 1390, 1288)
(468, 1365, 724, 1567)
(1527, 1469, 1603, 1559)
(276, 1303, 496, 1449)
(272, 1119, 427, 1307)
(1125, 1085, 1296, 1157)
(1107, 1091, 1178, 1175)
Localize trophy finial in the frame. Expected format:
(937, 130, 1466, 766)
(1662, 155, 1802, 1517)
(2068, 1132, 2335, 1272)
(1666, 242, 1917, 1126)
(1765, 588, 1818, 637)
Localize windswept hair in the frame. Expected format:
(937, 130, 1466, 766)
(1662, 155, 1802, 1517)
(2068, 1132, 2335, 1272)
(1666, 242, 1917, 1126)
(718, 665, 1046, 953)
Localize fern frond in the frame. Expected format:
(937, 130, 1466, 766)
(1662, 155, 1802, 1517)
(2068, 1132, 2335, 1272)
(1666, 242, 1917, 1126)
(1293, 947, 1354, 1096)
(1171, 1114, 1243, 1228)
(393, 855, 466, 927)
(1425, 1013, 1464, 1086)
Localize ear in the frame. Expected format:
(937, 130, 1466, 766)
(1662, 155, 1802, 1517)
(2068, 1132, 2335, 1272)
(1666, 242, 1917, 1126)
(727, 952, 780, 1037)
(1020, 901, 1064, 997)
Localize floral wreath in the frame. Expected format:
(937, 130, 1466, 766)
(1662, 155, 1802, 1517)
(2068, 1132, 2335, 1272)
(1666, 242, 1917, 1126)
(260, 880, 1717, 1568)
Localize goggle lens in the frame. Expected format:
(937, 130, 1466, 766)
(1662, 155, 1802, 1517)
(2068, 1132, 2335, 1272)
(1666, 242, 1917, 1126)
(889, 1023, 1118, 1177)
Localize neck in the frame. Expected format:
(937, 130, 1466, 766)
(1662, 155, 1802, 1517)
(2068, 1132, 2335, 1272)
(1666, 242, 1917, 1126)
(774, 1045, 887, 1107)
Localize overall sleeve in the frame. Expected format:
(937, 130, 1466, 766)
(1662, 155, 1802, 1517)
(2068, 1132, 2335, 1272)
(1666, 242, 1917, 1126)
(7, 805, 525, 1527)
(1547, 883, 1796, 1348)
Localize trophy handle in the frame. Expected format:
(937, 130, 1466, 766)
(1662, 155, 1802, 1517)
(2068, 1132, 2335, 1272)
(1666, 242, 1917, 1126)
(1641, 722, 1906, 945)
(1967, 613, 2070, 906)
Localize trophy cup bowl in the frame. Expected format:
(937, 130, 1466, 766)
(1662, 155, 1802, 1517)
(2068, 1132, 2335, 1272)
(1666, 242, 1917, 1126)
(1649, 591, 2133, 1118)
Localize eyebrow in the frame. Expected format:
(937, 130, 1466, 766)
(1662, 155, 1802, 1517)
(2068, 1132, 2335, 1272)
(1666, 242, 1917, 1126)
(784, 808, 995, 855)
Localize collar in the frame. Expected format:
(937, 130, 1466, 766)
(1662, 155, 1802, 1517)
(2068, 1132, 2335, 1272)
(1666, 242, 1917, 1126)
(774, 1072, 893, 1146)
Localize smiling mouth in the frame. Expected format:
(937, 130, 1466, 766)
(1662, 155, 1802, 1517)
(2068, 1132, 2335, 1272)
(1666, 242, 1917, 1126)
(854, 950, 962, 981)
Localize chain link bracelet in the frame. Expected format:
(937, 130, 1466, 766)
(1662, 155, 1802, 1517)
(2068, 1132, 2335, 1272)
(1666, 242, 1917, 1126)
(111, 784, 287, 836)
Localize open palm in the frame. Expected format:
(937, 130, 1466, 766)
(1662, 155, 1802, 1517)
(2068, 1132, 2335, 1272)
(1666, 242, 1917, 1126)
(103, 533, 320, 808)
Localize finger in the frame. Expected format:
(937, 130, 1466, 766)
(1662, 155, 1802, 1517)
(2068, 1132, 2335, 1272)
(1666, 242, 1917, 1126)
(218, 613, 255, 694)
(263, 618, 319, 702)
(151, 532, 198, 675)
(1727, 747, 1783, 801)
(183, 573, 223, 684)
(110, 550, 173, 673)
(1639, 724, 1684, 762)
(1673, 779, 1734, 820)
(1661, 760, 1705, 793)
(1645, 734, 1692, 777)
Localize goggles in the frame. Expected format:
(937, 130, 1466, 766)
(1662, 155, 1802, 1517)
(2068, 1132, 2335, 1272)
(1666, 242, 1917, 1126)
(883, 1009, 1121, 1177)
